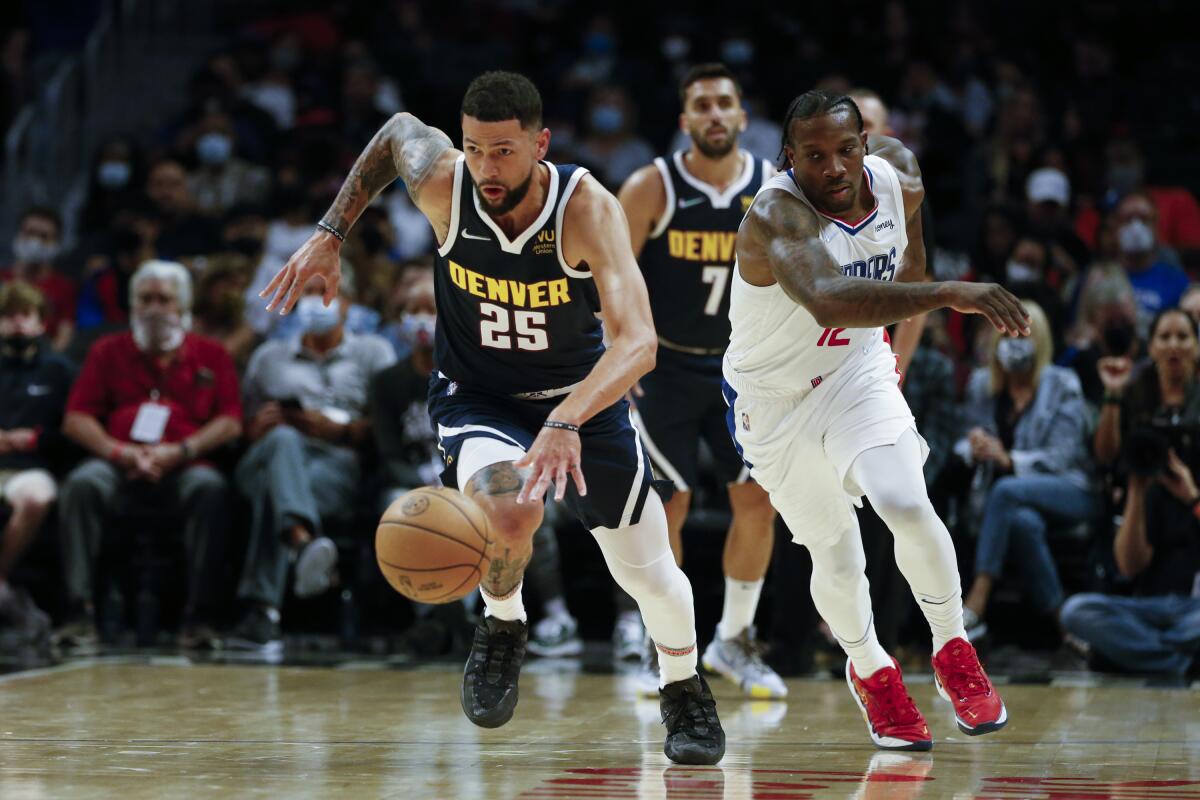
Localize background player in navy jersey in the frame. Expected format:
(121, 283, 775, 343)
(617, 64, 785, 699)
(260, 71, 724, 765)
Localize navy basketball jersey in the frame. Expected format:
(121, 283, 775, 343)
(638, 150, 774, 350)
(433, 156, 604, 395)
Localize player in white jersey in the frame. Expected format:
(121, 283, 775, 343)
(725, 90, 1029, 750)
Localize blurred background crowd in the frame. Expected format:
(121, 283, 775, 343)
(1, 0, 1198, 679)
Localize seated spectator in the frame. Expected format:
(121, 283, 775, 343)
(59, 261, 242, 649)
(191, 254, 257, 369)
(1, 207, 75, 352)
(231, 276, 395, 653)
(957, 301, 1098, 640)
(575, 86, 654, 188)
(1025, 167, 1090, 279)
(145, 159, 222, 263)
(1000, 234, 1067, 354)
(181, 108, 270, 216)
(267, 262, 381, 341)
(1060, 274, 1140, 408)
(1095, 308, 1200, 469)
(1114, 193, 1189, 333)
(1060, 453, 1200, 676)
(0, 282, 74, 641)
(80, 135, 146, 238)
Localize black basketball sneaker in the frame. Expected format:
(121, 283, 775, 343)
(659, 672, 726, 764)
(460, 615, 528, 728)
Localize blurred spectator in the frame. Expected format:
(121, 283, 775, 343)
(1025, 167, 1090, 281)
(0, 282, 73, 641)
(849, 88, 893, 136)
(383, 185, 435, 262)
(343, 205, 401, 313)
(957, 301, 1097, 640)
(231, 276, 395, 653)
(1095, 308, 1200, 470)
(58, 261, 242, 649)
(191, 254, 257, 369)
(74, 220, 155, 336)
(267, 259, 380, 341)
(965, 84, 1044, 212)
(1180, 285, 1200, 331)
(1000, 234, 1067, 354)
(181, 108, 271, 216)
(1060, 456, 1200, 676)
(1114, 193, 1189, 330)
(1, 207, 75, 352)
(575, 86, 653, 188)
(80, 135, 146, 238)
(380, 258, 434, 359)
(1061, 274, 1140, 408)
(145, 159, 222, 262)
(263, 169, 315, 265)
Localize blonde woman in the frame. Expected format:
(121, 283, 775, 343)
(956, 300, 1098, 640)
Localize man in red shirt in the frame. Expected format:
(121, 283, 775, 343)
(59, 260, 242, 648)
(0, 207, 76, 352)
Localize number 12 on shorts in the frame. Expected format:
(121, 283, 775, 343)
(817, 327, 850, 347)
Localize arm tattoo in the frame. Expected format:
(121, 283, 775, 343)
(320, 112, 452, 235)
(468, 462, 525, 497)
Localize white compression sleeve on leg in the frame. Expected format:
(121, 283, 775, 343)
(847, 428, 967, 652)
(591, 490, 698, 686)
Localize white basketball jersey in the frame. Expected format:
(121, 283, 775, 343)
(723, 154, 909, 397)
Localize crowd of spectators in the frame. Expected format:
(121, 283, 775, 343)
(1, 1, 1198, 677)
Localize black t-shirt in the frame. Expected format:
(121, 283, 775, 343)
(1138, 483, 1200, 597)
(0, 344, 76, 472)
(368, 357, 438, 489)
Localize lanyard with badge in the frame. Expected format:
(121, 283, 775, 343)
(131, 388, 171, 444)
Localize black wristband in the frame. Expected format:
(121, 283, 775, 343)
(543, 420, 579, 433)
(317, 220, 346, 242)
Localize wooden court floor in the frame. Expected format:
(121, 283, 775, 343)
(0, 658, 1196, 799)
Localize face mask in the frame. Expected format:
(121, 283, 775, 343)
(590, 105, 624, 135)
(997, 336, 1037, 373)
(97, 160, 132, 189)
(1101, 318, 1137, 356)
(721, 38, 755, 65)
(1005, 260, 1040, 285)
(1118, 219, 1155, 255)
(196, 132, 233, 166)
(0, 333, 39, 361)
(296, 295, 341, 334)
(11, 236, 61, 265)
(132, 310, 186, 354)
(400, 312, 436, 349)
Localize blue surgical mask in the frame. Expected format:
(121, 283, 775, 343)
(97, 160, 131, 189)
(11, 236, 60, 265)
(997, 336, 1037, 373)
(196, 132, 233, 166)
(1118, 219, 1155, 255)
(400, 312, 436, 349)
(590, 104, 624, 134)
(296, 295, 341, 334)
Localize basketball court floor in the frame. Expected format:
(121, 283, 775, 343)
(0, 654, 1196, 799)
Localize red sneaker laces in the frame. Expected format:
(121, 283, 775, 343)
(939, 646, 991, 700)
(866, 671, 923, 726)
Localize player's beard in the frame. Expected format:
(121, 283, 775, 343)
(690, 124, 737, 159)
(473, 170, 534, 217)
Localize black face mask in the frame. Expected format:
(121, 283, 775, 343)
(1102, 319, 1137, 356)
(0, 334, 38, 360)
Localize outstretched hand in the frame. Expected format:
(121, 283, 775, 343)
(948, 282, 1031, 337)
(260, 230, 342, 314)
(514, 426, 587, 504)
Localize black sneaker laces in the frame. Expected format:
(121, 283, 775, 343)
(662, 683, 718, 735)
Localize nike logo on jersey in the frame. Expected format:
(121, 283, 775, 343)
(462, 229, 490, 241)
(677, 196, 706, 209)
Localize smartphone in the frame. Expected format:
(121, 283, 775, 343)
(277, 397, 303, 411)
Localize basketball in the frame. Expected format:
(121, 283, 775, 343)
(376, 487, 492, 604)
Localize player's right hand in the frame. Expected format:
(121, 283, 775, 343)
(260, 229, 342, 314)
(947, 282, 1031, 337)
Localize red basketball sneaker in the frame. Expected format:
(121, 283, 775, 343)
(845, 659, 932, 751)
(931, 637, 1008, 735)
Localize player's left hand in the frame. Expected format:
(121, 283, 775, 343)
(514, 425, 587, 504)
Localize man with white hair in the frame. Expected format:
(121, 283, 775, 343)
(58, 260, 243, 649)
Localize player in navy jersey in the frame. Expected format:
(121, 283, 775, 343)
(260, 71, 724, 765)
(618, 64, 785, 699)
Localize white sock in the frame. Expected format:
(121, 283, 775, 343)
(717, 577, 764, 640)
(481, 581, 527, 623)
(543, 596, 569, 621)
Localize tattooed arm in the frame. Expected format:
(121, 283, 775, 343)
(262, 112, 458, 313)
(735, 190, 1030, 335)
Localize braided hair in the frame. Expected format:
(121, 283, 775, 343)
(778, 90, 864, 166)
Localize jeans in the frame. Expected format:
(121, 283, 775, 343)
(1061, 593, 1200, 675)
(975, 474, 1098, 613)
(235, 425, 360, 608)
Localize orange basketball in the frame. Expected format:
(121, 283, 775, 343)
(376, 487, 492, 604)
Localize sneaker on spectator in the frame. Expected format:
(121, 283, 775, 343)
(962, 607, 988, 642)
(227, 607, 283, 655)
(637, 632, 661, 698)
(702, 625, 788, 699)
(294, 536, 339, 598)
(0, 584, 51, 644)
(53, 613, 99, 651)
(931, 637, 1007, 736)
(177, 623, 221, 651)
(527, 613, 584, 657)
(846, 658, 932, 751)
(613, 610, 644, 661)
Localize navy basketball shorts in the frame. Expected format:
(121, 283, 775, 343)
(632, 347, 750, 494)
(427, 374, 655, 530)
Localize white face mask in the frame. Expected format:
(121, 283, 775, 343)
(1005, 260, 1040, 285)
(12, 236, 60, 265)
(132, 310, 186, 354)
(1118, 219, 1155, 255)
(196, 132, 233, 166)
(296, 295, 341, 334)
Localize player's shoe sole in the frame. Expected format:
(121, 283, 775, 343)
(845, 660, 933, 751)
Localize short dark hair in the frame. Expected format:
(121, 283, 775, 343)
(461, 71, 542, 129)
(779, 89, 864, 158)
(19, 205, 62, 235)
(679, 63, 742, 105)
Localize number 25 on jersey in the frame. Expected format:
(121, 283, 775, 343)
(479, 302, 549, 351)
